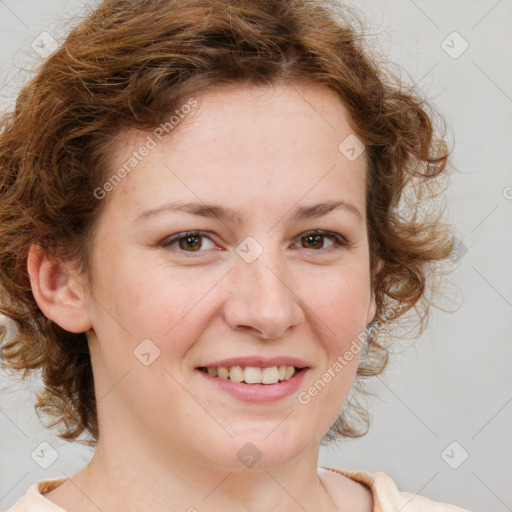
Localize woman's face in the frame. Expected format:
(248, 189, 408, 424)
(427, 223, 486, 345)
(84, 83, 376, 469)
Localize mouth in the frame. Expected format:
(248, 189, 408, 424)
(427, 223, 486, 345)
(197, 365, 306, 385)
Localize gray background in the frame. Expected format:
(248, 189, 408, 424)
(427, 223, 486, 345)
(0, 1, 511, 511)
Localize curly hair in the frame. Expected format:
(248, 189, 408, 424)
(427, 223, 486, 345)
(0, 0, 454, 447)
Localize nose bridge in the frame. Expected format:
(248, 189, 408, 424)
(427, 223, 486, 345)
(245, 245, 288, 302)
(225, 238, 303, 339)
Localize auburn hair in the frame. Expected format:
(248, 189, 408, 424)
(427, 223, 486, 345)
(0, 0, 454, 447)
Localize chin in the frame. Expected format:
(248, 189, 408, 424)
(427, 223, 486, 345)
(200, 429, 313, 471)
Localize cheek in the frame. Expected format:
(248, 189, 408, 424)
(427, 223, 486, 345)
(299, 273, 369, 411)
(300, 267, 372, 346)
(96, 261, 226, 362)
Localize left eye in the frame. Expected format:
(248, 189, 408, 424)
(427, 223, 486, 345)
(292, 230, 349, 252)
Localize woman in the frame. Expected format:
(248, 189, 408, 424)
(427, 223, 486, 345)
(0, 0, 468, 510)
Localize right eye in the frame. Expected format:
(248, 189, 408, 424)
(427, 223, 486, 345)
(160, 231, 217, 254)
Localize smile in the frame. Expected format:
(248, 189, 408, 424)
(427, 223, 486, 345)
(196, 364, 309, 403)
(198, 365, 300, 385)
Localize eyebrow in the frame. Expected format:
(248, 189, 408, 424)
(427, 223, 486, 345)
(134, 199, 364, 224)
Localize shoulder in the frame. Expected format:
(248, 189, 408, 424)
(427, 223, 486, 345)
(320, 466, 471, 512)
(6, 477, 68, 512)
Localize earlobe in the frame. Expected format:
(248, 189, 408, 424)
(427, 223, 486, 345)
(366, 258, 383, 325)
(27, 244, 92, 333)
(366, 291, 377, 326)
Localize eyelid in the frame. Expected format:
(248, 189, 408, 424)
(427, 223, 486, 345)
(160, 230, 216, 254)
(160, 229, 351, 254)
(293, 229, 351, 249)
(294, 229, 352, 255)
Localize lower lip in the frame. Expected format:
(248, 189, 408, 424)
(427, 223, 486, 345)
(197, 368, 308, 403)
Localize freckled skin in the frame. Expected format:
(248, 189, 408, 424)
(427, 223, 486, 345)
(41, 83, 375, 512)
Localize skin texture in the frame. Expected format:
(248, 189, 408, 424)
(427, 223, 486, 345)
(28, 83, 375, 511)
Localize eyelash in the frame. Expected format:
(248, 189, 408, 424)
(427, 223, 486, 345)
(160, 229, 351, 256)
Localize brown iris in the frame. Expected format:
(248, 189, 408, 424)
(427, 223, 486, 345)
(301, 234, 324, 250)
(179, 235, 202, 251)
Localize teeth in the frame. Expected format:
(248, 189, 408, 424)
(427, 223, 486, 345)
(207, 367, 218, 377)
(229, 365, 244, 382)
(244, 366, 261, 384)
(203, 365, 298, 384)
(261, 366, 279, 384)
(284, 366, 294, 380)
(217, 366, 229, 379)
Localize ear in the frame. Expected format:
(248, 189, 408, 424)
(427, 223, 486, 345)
(366, 290, 377, 326)
(366, 257, 383, 325)
(27, 244, 92, 333)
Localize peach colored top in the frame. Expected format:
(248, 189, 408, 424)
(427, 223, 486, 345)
(6, 467, 470, 511)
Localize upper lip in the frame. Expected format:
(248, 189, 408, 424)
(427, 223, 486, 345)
(197, 356, 310, 369)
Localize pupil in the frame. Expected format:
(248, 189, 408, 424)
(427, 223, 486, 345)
(304, 235, 322, 249)
(180, 235, 201, 251)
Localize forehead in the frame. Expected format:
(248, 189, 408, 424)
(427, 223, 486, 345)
(103, 83, 367, 224)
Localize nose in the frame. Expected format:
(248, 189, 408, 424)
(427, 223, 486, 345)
(222, 246, 305, 340)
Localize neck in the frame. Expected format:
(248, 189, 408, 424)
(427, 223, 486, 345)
(52, 430, 337, 512)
